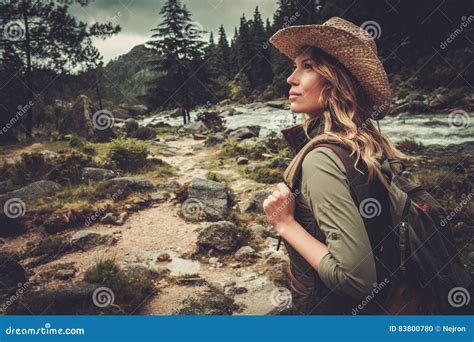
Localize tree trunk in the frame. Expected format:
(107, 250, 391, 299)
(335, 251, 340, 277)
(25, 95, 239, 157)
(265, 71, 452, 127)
(22, 0, 34, 138)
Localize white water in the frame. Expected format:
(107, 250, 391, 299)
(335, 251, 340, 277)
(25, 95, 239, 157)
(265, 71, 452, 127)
(141, 105, 473, 146)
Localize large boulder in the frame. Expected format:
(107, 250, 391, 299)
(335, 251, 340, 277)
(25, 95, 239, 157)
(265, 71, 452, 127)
(118, 104, 149, 117)
(204, 133, 226, 147)
(104, 177, 155, 194)
(59, 95, 116, 142)
(185, 178, 230, 221)
(70, 231, 115, 250)
(226, 125, 261, 141)
(197, 221, 242, 253)
(0, 180, 61, 208)
(179, 121, 208, 135)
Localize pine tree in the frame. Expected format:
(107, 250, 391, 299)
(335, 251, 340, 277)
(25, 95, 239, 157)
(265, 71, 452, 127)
(147, 0, 207, 124)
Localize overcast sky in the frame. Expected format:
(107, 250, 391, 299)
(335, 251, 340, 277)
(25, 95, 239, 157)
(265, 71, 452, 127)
(70, 0, 279, 63)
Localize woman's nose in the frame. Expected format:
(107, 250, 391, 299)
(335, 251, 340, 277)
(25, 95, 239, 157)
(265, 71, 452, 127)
(287, 70, 299, 86)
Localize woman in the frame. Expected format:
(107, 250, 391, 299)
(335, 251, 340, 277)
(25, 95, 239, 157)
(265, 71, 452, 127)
(263, 17, 406, 315)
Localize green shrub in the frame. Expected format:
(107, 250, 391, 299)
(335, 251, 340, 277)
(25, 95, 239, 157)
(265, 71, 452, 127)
(5, 150, 93, 186)
(196, 111, 225, 132)
(248, 167, 282, 184)
(108, 138, 149, 171)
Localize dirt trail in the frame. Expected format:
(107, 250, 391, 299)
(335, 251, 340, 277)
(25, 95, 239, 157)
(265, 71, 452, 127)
(2, 137, 285, 315)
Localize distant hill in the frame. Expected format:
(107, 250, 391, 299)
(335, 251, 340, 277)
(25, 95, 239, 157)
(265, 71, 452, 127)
(101, 44, 162, 104)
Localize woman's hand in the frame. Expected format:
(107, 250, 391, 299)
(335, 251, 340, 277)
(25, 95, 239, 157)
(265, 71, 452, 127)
(263, 182, 297, 235)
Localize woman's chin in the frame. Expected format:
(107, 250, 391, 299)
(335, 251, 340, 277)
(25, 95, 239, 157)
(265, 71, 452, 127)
(289, 103, 303, 113)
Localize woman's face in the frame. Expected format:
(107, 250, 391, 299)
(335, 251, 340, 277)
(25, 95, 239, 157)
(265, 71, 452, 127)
(287, 51, 325, 116)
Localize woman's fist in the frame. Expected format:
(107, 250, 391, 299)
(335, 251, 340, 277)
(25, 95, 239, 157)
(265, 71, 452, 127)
(263, 182, 298, 234)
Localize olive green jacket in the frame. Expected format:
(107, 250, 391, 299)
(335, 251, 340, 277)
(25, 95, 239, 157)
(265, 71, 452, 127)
(280, 119, 377, 301)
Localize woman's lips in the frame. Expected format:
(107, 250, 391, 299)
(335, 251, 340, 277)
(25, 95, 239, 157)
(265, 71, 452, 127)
(289, 94, 300, 100)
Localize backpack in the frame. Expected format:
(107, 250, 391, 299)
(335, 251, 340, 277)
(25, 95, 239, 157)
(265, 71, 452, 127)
(283, 136, 472, 315)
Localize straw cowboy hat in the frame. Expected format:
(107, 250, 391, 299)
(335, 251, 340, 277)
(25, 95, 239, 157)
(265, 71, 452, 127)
(269, 17, 392, 119)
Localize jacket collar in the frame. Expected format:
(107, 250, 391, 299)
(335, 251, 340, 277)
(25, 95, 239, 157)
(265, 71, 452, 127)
(280, 117, 325, 155)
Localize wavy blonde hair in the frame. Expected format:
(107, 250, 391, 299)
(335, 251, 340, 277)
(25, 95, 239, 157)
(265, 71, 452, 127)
(301, 46, 406, 189)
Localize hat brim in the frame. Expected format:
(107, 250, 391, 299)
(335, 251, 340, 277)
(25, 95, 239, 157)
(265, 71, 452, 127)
(269, 25, 391, 119)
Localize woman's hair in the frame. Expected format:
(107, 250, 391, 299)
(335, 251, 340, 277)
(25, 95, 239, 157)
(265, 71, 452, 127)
(301, 46, 406, 189)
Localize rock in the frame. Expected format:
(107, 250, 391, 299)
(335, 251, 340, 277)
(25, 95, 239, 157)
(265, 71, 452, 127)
(228, 126, 261, 141)
(176, 277, 206, 286)
(43, 211, 71, 233)
(100, 212, 128, 225)
(0, 180, 61, 208)
(179, 121, 208, 134)
(197, 221, 242, 253)
(186, 178, 230, 221)
(237, 157, 249, 165)
(169, 108, 185, 118)
(82, 167, 117, 182)
(208, 257, 219, 264)
(219, 109, 235, 117)
(265, 100, 287, 109)
(104, 177, 155, 194)
(250, 224, 272, 238)
(193, 133, 208, 140)
(405, 93, 424, 102)
(239, 189, 272, 214)
(157, 253, 171, 262)
(6, 282, 101, 315)
(71, 230, 114, 250)
(204, 133, 226, 147)
(429, 94, 450, 108)
(391, 100, 429, 115)
(119, 104, 149, 117)
(132, 198, 148, 207)
(0, 252, 27, 296)
(125, 118, 139, 133)
(150, 191, 170, 202)
(234, 246, 257, 261)
(123, 263, 164, 280)
(59, 95, 115, 142)
(130, 126, 156, 140)
(157, 180, 181, 192)
(247, 102, 264, 110)
(176, 290, 238, 315)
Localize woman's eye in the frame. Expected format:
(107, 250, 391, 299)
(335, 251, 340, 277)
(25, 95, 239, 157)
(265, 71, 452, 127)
(303, 63, 312, 69)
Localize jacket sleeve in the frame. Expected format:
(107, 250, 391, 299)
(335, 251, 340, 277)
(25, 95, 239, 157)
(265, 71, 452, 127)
(300, 146, 377, 301)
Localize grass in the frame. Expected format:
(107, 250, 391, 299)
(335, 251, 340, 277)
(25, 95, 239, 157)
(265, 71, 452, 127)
(84, 256, 156, 309)
(397, 138, 424, 151)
